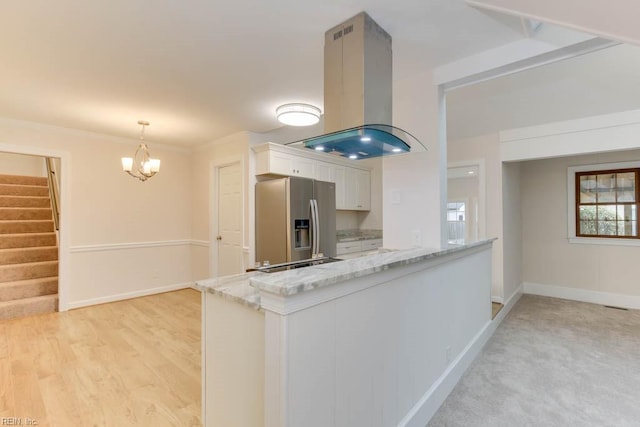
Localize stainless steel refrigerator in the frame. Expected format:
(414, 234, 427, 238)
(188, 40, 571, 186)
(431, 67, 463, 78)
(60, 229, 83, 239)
(255, 177, 336, 265)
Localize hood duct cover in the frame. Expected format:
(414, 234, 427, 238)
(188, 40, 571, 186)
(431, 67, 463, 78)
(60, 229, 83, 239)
(286, 12, 426, 159)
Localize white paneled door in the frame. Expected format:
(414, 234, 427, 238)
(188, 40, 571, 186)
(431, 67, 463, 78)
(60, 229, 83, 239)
(217, 162, 243, 277)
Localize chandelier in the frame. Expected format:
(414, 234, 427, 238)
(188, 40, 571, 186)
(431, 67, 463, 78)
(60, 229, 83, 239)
(121, 120, 160, 181)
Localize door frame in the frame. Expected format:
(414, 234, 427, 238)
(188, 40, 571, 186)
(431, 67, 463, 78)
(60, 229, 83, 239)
(447, 159, 486, 240)
(210, 157, 245, 278)
(0, 142, 71, 311)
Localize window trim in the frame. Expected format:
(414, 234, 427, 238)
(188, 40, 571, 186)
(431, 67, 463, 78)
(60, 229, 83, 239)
(568, 160, 640, 246)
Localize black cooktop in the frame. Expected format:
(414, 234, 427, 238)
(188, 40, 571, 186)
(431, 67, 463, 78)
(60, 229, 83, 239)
(247, 257, 342, 273)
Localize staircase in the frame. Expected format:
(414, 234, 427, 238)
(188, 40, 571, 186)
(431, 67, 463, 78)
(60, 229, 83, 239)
(0, 174, 58, 320)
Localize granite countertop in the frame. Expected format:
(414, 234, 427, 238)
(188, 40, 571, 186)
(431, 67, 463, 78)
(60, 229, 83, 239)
(195, 272, 262, 310)
(250, 239, 496, 297)
(196, 239, 496, 309)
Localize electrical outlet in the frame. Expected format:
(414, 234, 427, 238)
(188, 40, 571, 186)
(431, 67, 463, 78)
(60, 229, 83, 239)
(445, 346, 452, 363)
(411, 229, 421, 246)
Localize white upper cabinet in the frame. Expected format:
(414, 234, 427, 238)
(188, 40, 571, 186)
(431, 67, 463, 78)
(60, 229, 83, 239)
(345, 168, 370, 211)
(316, 161, 334, 182)
(264, 150, 315, 179)
(254, 143, 370, 211)
(316, 162, 349, 209)
(333, 166, 347, 210)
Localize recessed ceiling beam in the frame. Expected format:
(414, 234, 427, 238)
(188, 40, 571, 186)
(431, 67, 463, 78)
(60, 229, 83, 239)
(466, 0, 640, 46)
(441, 37, 619, 93)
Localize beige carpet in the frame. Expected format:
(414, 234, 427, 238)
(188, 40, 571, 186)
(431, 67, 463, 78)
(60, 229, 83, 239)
(428, 294, 640, 427)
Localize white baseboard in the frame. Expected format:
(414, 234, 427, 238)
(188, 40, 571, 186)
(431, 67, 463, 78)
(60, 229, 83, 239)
(66, 282, 194, 310)
(401, 286, 522, 427)
(523, 282, 640, 310)
(491, 296, 504, 304)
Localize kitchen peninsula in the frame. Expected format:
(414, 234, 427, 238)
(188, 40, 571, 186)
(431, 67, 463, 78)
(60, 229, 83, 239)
(197, 239, 496, 427)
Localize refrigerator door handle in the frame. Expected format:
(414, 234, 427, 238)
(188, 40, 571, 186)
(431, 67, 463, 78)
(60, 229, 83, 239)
(310, 199, 317, 258)
(313, 199, 320, 256)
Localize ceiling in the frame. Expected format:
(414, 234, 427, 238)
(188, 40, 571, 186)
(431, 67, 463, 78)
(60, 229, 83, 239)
(446, 43, 640, 140)
(0, 0, 534, 147)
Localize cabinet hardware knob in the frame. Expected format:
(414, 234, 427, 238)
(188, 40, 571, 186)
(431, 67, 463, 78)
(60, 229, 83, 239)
(216, 235, 222, 241)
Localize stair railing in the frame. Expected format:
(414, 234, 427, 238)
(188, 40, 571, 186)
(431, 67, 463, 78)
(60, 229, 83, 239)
(45, 157, 61, 231)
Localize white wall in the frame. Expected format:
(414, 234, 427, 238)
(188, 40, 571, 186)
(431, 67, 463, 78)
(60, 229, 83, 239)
(0, 152, 46, 176)
(448, 132, 504, 299)
(203, 292, 265, 427)
(501, 162, 522, 302)
(447, 134, 524, 303)
(0, 117, 194, 309)
(521, 149, 640, 305)
(190, 131, 257, 280)
(262, 244, 494, 427)
(384, 41, 444, 250)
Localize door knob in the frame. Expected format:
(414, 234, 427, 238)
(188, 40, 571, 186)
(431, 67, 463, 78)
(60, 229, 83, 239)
(216, 235, 222, 241)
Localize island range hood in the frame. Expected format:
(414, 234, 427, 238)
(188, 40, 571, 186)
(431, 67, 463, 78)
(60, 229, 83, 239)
(286, 12, 426, 160)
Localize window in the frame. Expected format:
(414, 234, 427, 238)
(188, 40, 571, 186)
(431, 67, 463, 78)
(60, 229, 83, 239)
(576, 169, 638, 238)
(447, 201, 466, 244)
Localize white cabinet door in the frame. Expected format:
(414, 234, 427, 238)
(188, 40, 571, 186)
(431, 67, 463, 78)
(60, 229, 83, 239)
(361, 239, 382, 251)
(317, 162, 348, 209)
(343, 168, 370, 211)
(294, 156, 315, 179)
(344, 168, 359, 210)
(334, 166, 346, 209)
(355, 169, 371, 211)
(259, 150, 316, 179)
(315, 161, 334, 182)
(336, 241, 362, 255)
(269, 151, 295, 176)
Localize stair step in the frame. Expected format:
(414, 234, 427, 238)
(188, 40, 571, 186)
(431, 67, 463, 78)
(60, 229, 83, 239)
(0, 246, 58, 265)
(0, 233, 57, 249)
(0, 195, 50, 208)
(0, 294, 58, 321)
(0, 260, 58, 283)
(0, 184, 49, 197)
(0, 208, 52, 221)
(0, 277, 57, 302)
(0, 220, 54, 234)
(0, 175, 48, 187)
(0, 175, 59, 321)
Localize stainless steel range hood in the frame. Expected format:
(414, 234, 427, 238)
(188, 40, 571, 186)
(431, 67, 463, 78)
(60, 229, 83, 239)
(286, 12, 426, 159)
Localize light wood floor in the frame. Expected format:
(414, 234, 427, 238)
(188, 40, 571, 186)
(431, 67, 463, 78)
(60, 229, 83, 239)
(491, 302, 504, 319)
(0, 288, 202, 426)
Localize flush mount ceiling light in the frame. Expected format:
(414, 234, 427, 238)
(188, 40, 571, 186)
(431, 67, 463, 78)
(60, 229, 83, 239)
(276, 103, 321, 126)
(121, 120, 160, 182)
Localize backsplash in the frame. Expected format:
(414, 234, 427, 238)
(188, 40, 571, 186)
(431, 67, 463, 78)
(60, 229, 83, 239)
(336, 211, 359, 230)
(336, 229, 383, 240)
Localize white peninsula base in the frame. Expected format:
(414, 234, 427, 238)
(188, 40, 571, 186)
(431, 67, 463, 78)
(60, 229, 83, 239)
(198, 240, 495, 427)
